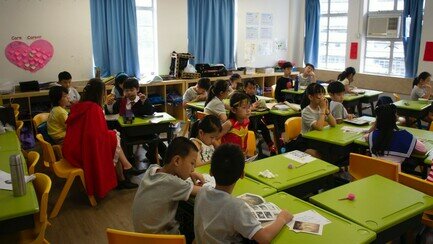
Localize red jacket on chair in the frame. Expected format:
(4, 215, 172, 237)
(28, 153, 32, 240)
(62, 101, 118, 198)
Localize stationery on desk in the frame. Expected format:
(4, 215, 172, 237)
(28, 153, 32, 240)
(286, 210, 331, 236)
(0, 170, 35, 191)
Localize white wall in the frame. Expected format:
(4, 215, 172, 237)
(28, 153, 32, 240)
(156, 0, 188, 75)
(0, 0, 93, 83)
(236, 0, 290, 68)
(288, 0, 305, 68)
(418, 0, 433, 74)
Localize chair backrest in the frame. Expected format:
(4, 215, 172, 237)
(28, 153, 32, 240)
(398, 172, 433, 196)
(16, 120, 23, 137)
(393, 93, 401, 101)
(36, 133, 57, 166)
(271, 84, 276, 99)
(33, 173, 51, 223)
(196, 111, 207, 120)
(106, 228, 186, 244)
(284, 117, 302, 141)
(246, 131, 256, 157)
(27, 151, 40, 175)
(429, 122, 433, 132)
(10, 103, 20, 113)
(33, 113, 50, 129)
(349, 153, 400, 181)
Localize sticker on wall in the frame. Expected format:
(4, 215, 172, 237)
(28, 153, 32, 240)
(4, 39, 54, 73)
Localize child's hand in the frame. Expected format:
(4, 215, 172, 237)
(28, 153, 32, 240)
(425, 84, 432, 90)
(252, 101, 259, 109)
(347, 114, 355, 120)
(310, 71, 316, 77)
(105, 94, 115, 105)
(190, 172, 205, 186)
(277, 210, 293, 224)
(197, 94, 207, 101)
(319, 98, 328, 110)
(138, 93, 147, 102)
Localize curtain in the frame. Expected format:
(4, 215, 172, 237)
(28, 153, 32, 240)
(188, 0, 235, 69)
(90, 0, 140, 77)
(304, 0, 321, 67)
(402, 0, 424, 78)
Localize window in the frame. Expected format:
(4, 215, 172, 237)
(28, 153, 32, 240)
(136, 0, 157, 76)
(363, 0, 404, 77)
(318, 0, 349, 71)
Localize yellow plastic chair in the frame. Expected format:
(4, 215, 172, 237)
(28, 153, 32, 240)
(16, 120, 24, 138)
(283, 117, 301, 142)
(398, 172, 433, 228)
(271, 84, 276, 99)
(106, 228, 186, 244)
(393, 93, 401, 101)
(26, 151, 40, 175)
(10, 103, 20, 112)
(246, 131, 256, 157)
(32, 113, 50, 129)
(429, 122, 433, 132)
(348, 153, 400, 181)
(19, 173, 51, 244)
(36, 134, 97, 218)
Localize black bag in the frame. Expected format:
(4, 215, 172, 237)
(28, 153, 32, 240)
(0, 106, 16, 128)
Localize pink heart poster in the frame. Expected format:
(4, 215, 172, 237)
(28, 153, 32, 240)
(4, 39, 54, 73)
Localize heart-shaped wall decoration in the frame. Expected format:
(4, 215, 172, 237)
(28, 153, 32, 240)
(4, 39, 54, 73)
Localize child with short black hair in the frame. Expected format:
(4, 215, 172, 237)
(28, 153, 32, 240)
(194, 144, 292, 243)
(228, 73, 242, 97)
(327, 81, 354, 124)
(189, 115, 222, 167)
(204, 79, 230, 122)
(47, 86, 70, 144)
(298, 63, 317, 87)
(57, 71, 80, 103)
(275, 62, 293, 102)
(183, 78, 211, 120)
(132, 137, 204, 234)
(111, 72, 129, 99)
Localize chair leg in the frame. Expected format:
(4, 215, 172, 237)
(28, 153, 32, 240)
(78, 172, 97, 207)
(50, 174, 76, 218)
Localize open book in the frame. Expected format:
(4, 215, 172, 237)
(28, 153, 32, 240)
(344, 116, 375, 126)
(238, 193, 281, 222)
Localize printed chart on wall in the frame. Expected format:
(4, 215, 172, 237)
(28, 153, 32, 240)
(244, 12, 287, 65)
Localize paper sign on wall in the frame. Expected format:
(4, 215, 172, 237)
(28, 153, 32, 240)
(246, 27, 259, 40)
(246, 12, 259, 25)
(423, 41, 433, 62)
(350, 42, 358, 59)
(4, 39, 54, 73)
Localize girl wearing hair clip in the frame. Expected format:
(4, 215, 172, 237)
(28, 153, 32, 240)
(221, 92, 251, 154)
(365, 104, 426, 167)
(204, 79, 229, 122)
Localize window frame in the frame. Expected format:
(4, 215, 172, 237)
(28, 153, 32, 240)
(136, 0, 158, 76)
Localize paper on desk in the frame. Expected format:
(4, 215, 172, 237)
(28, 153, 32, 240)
(266, 102, 277, 110)
(187, 173, 215, 188)
(341, 126, 368, 134)
(283, 101, 301, 112)
(283, 150, 315, 164)
(105, 114, 119, 121)
(0, 170, 35, 191)
(286, 210, 331, 236)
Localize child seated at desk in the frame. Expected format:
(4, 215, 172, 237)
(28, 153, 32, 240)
(298, 63, 317, 87)
(244, 79, 276, 155)
(189, 115, 222, 167)
(228, 73, 242, 97)
(365, 104, 426, 168)
(275, 62, 293, 102)
(337, 67, 357, 94)
(106, 78, 166, 165)
(327, 81, 354, 124)
(204, 79, 230, 122)
(194, 144, 293, 243)
(410, 72, 433, 123)
(132, 137, 203, 234)
(55, 71, 80, 104)
(47, 86, 70, 144)
(183, 78, 211, 121)
(111, 72, 128, 99)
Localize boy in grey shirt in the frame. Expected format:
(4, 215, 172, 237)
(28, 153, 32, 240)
(194, 144, 292, 244)
(132, 137, 204, 234)
(183, 78, 211, 121)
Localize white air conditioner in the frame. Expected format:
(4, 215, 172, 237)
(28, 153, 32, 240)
(367, 14, 402, 38)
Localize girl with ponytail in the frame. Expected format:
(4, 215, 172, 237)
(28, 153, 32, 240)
(337, 67, 356, 93)
(204, 79, 229, 122)
(410, 71, 432, 100)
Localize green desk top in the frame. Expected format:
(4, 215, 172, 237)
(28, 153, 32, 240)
(394, 100, 431, 111)
(244, 154, 339, 191)
(266, 192, 376, 244)
(117, 112, 176, 127)
(194, 164, 277, 197)
(0, 150, 39, 221)
(362, 89, 383, 97)
(186, 97, 272, 117)
(269, 108, 300, 117)
(303, 123, 370, 146)
(0, 131, 21, 152)
(281, 89, 305, 95)
(310, 175, 433, 233)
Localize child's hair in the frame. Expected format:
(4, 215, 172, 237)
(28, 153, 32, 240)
(305, 63, 315, 70)
(228, 92, 250, 119)
(189, 115, 222, 139)
(210, 143, 245, 186)
(243, 78, 256, 88)
(300, 83, 326, 109)
(162, 137, 198, 166)
(282, 62, 293, 69)
(49, 86, 68, 106)
(123, 78, 140, 90)
(371, 104, 399, 156)
(82, 78, 106, 106)
(58, 71, 72, 82)
(230, 73, 241, 82)
(412, 72, 431, 87)
(114, 72, 128, 93)
(327, 81, 345, 94)
(337, 67, 356, 81)
(197, 78, 211, 90)
(375, 96, 394, 108)
(205, 79, 229, 106)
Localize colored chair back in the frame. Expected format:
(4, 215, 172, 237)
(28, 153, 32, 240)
(26, 151, 40, 175)
(246, 131, 256, 157)
(196, 111, 207, 120)
(33, 113, 50, 129)
(10, 103, 20, 112)
(36, 134, 57, 166)
(284, 117, 301, 142)
(429, 122, 433, 132)
(16, 120, 23, 138)
(106, 228, 186, 244)
(349, 153, 400, 181)
(271, 84, 276, 98)
(393, 93, 401, 101)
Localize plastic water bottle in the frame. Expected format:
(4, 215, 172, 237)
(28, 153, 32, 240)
(10, 154, 26, 197)
(294, 76, 299, 91)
